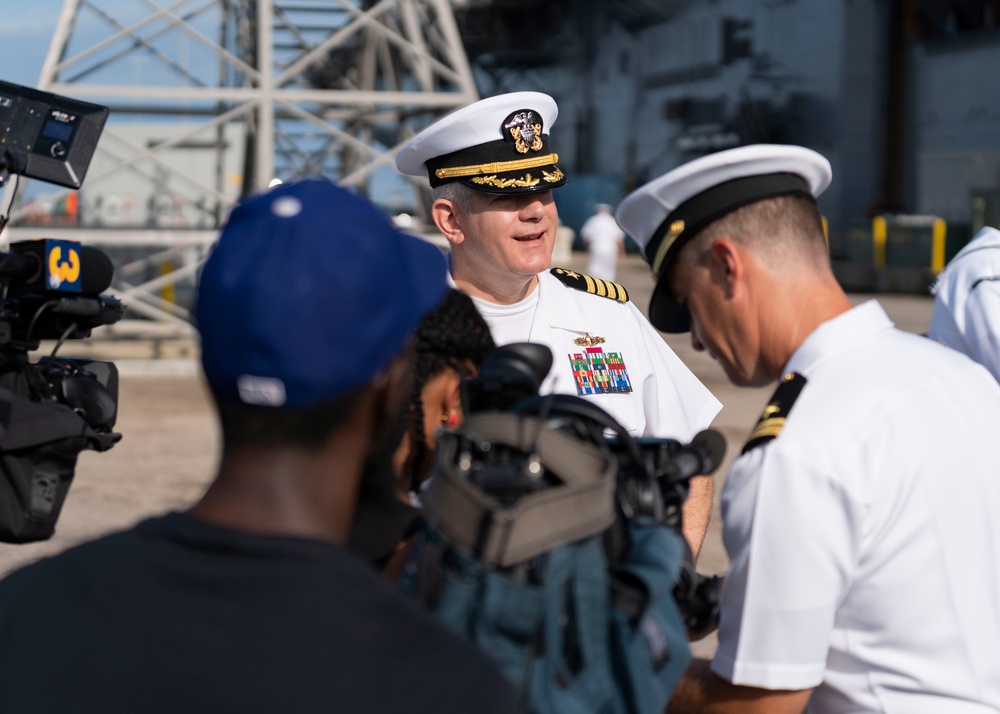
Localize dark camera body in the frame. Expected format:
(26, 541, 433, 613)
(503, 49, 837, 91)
(458, 343, 723, 633)
(0, 357, 120, 543)
(0, 249, 124, 542)
(0, 239, 124, 543)
(0, 81, 120, 544)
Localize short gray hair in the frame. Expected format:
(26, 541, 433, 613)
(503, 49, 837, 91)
(431, 182, 476, 216)
(682, 194, 829, 272)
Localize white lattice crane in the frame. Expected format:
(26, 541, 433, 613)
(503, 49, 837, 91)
(7, 0, 477, 326)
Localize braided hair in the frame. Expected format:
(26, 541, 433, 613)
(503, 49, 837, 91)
(406, 288, 495, 491)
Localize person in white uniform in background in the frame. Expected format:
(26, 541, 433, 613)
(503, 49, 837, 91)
(929, 225, 1000, 382)
(581, 202, 625, 281)
(395, 92, 721, 559)
(617, 144, 1000, 714)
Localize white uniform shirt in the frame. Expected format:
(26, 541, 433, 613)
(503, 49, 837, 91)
(580, 212, 625, 281)
(929, 226, 1000, 382)
(471, 269, 721, 442)
(713, 301, 1000, 713)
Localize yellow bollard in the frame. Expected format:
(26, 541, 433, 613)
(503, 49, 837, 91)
(930, 218, 947, 272)
(161, 260, 175, 303)
(872, 215, 887, 268)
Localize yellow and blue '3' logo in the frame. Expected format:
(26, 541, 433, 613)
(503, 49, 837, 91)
(46, 240, 82, 292)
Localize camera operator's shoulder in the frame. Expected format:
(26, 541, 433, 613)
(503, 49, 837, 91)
(548, 268, 629, 303)
(365, 583, 523, 712)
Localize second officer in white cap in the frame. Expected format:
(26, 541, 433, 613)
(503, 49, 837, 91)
(397, 92, 721, 558)
(618, 144, 1000, 713)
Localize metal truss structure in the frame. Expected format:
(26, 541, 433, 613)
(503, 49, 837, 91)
(7, 0, 477, 328)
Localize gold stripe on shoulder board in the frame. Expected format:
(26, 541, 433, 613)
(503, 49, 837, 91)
(741, 372, 807, 455)
(550, 268, 629, 302)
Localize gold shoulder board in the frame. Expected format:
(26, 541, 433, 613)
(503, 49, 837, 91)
(549, 268, 629, 302)
(742, 372, 807, 454)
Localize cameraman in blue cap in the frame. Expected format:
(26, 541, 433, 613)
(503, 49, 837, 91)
(0, 179, 519, 713)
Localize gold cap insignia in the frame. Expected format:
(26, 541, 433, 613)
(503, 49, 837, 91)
(503, 110, 544, 154)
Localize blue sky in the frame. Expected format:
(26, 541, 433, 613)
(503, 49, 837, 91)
(0, 0, 416, 207)
(3, 0, 68, 88)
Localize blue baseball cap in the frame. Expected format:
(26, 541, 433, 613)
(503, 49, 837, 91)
(196, 177, 448, 408)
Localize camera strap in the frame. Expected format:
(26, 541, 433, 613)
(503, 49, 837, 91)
(424, 412, 617, 568)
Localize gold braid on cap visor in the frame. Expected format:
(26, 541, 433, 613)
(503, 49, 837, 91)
(434, 153, 560, 180)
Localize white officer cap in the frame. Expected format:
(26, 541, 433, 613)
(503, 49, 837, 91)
(395, 91, 567, 195)
(616, 144, 832, 333)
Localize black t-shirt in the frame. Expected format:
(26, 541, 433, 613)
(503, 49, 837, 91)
(0, 512, 519, 713)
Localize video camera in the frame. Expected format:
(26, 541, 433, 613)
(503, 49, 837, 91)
(0, 80, 121, 544)
(455, 342, 724, 632)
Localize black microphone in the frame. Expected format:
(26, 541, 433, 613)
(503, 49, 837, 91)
(4, 241, 114, 296)
(660, 429, 727, 484)
(78, 246, 114, 295)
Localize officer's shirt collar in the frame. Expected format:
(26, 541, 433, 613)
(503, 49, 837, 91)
(784, 300, 894, 377)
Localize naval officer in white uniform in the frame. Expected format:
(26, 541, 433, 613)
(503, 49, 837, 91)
(929, 225, 1000, 382)
(617, 144, 1000, 714)
(581, 203, 626, 281)
(396, 92, 721, 558)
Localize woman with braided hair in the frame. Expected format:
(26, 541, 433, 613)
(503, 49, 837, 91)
(350, 289, 493, 575)
(392, 288, 495, 497)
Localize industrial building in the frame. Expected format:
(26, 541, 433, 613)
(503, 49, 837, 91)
(449, 0, 1000, 251)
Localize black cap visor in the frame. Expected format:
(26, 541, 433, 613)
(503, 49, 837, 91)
(649, 271, 691, 333)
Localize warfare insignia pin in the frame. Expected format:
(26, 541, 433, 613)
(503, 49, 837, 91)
(573, 333, 606, 347)
(503, 110, 544, 154)
(569, 347, 632, 396)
